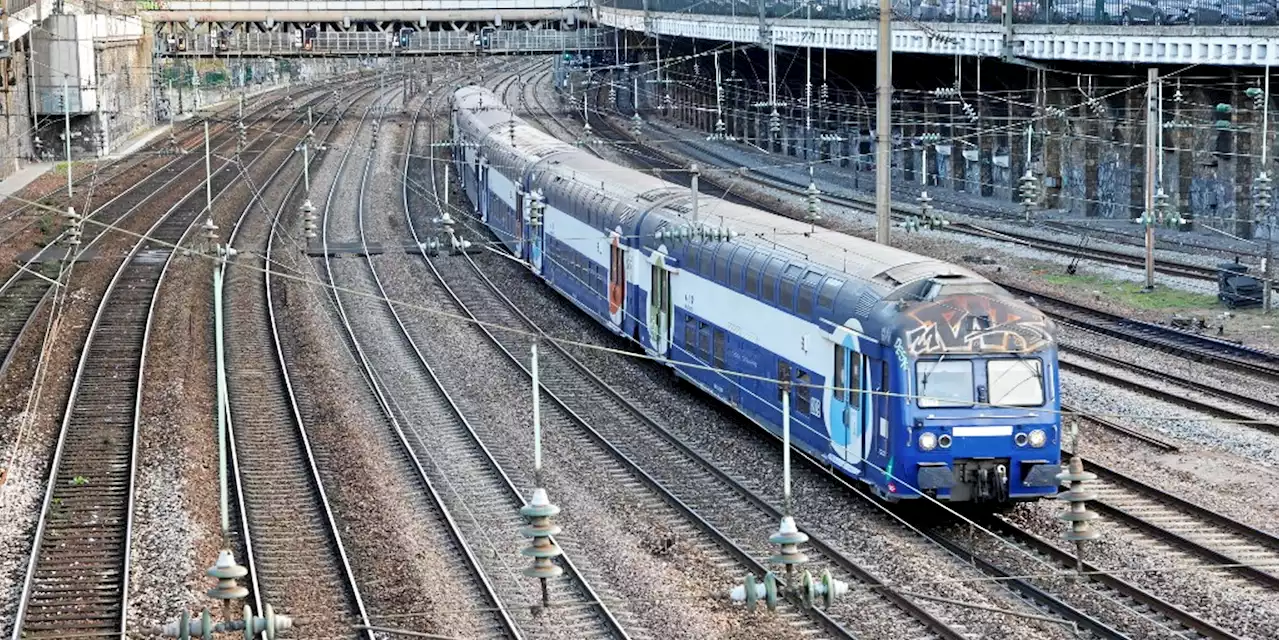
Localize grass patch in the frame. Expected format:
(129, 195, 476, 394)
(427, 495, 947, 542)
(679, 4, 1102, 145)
(1039, 272, 1220, 310)
(51, 161, 91, 176)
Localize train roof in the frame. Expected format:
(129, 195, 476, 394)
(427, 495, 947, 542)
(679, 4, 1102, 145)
(454, 85, 1051, 351)
(452, 85, 576, 162)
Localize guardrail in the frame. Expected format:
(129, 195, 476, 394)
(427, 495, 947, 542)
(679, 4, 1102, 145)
(606, 0, 1277, 27)
(159, 27, 613, 55)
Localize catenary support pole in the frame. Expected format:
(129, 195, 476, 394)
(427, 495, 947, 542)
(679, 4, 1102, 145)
(64, 76, 73, 197)
(204, 120, 214, 217)
(875, 0, 892, 245)
(1144, 67, 1158, 290)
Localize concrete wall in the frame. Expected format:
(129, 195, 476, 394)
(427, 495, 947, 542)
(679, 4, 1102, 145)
(1, 44, 36, 179)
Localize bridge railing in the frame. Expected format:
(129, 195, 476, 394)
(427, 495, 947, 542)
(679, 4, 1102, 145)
(607, 0, 1276, 27)
(158, 27, 613, 55)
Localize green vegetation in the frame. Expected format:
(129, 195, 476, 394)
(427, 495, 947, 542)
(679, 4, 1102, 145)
(37, 213, 54, 237)
(1039, 272, 1219, 310)
(70, 476, 89, 486)
(52, 161, 88, 176)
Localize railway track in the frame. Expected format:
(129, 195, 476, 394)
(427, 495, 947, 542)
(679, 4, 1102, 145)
(393, 65, 639, 639)
(316, 73, 574, 638)
(0, 92, 292, 382)
(222, 79, 385, 637)
(9, 84, 329, 639)
(1059, 348, 1277, 431)
(977, 518, 1247, 640)
(1069, 454, 1280, 590)
(0, 116, 210, 248)
(998, 283, 1280, 381)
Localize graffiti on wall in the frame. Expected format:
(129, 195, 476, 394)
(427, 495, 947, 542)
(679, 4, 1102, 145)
(901, 295, 1053, 355)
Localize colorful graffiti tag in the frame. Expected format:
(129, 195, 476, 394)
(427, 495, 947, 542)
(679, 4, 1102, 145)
(901, 294, 1053, 355)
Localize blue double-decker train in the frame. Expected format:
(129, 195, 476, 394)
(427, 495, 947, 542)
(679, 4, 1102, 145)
(450, 85, 1062, 504)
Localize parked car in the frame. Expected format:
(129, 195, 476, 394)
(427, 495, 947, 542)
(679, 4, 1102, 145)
(1223, 0, 1278, 22)
(914, 0, 946, 20)
(1163, 0, 1226, 23)
(1118, 0, 1164, 22)
(1051, 0, 1110, 22)
(988, 0, 1041, 20)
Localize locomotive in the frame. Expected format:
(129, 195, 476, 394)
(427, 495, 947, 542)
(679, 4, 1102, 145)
(449, 85, 1062, 504)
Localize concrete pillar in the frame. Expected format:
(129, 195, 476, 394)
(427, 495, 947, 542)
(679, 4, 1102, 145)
(1233, 73, 1255, 238)
(951, 120, 966, 193)
(979, 96, 994, 198)
(1127, 85, 1145, 222)
(1083, 105, 1100, 218)
(1011, 102, 1028, 205)
(1044, 75, 1065, 210)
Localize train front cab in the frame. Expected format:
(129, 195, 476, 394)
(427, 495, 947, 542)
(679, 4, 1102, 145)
(885, 345, 1062, 504)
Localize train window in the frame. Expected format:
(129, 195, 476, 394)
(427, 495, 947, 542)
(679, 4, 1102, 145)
(818, 279, 844, 310)
(714, 249, 732, 284)
(730, 247, 750, 289)
(698, 321, 711, 361)
(762, 259, 784, 303)
(712, 330, 725, 370)
(795, 371, 811, 413)
(797, 271, 821, 316)
(777, 361, 791, 401)
(916, 360, 974, 408)
(684, 315, 696, 354)
(987, 359, 1045, 407)
(745, 255, 763, 297)
(833, 349, 847, 401)
(779, 265, 802, 310)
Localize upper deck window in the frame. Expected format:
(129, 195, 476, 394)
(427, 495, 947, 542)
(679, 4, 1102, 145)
(987, 359, 1045, 407)
(915, 360, 974, 408)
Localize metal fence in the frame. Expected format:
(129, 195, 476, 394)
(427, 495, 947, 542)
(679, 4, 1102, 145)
(608, 0, 1277, 26)
(160, 27, 613, 55)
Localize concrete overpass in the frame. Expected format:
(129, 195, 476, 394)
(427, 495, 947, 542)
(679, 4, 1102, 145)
(592, 4, 1276, 66)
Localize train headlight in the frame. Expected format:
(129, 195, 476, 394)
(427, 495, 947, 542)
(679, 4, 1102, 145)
(918, 432, 937, 451)
(938, 434, 952, 449)
(1028, 429, 1047, 448)
(1014, 432, 1028, 447)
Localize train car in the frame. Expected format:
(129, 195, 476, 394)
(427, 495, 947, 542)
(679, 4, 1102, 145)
(449, 85, 1063, 504)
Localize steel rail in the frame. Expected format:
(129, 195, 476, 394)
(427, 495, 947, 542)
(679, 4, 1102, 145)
(987, 519, 1245, 640)
(318, 76, 523, 638)
(0, 95, 288, 382)
(1059, 357, 1271, 429)
(0, 112, 217, 247)
(399, 64, 634, 639)
(1068, 454, 1280, 589)
(8, 83, 329, 640)
(222, 77, 389, 638)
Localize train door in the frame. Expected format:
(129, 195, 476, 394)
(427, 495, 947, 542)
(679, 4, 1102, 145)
(647, 252, 672, 355)
(474, 156, 486, 220)
(829, 342, 865, 468)
(527, 191, 544, 273)
(608, 232, 626, 329)
(511, 190, 525, 257)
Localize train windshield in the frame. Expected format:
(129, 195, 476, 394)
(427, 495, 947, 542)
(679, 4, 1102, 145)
(915, 360, 974, 407)
(987, 358, 1045, 407)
